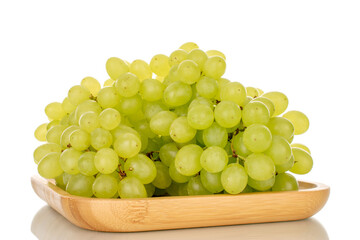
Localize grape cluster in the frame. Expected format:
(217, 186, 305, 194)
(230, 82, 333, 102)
(34, 42, 313, 198)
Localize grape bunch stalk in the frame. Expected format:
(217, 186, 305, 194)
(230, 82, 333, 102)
(34, 42, 313, 198)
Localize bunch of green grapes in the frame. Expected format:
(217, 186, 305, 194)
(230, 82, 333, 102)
(34, 42, 313, 198)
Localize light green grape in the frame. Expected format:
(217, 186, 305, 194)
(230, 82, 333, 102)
(67, 85, 91, 106)
(220, 82, 246, 106)
(173, 104, 189, 117)
(242, 101, 270, 126)
(221, 163, 248, 194)
(34, 143, 62, 164)
(152, 161, 172, 189)
(163, 81, 192, 107)
(187, 49, 208, 70)
(94, 148, 119, 174)
(159, 142, 178, 167)
(74, 100, 102, 124)
(177, 60, 201, 85)
(267, 117, 294, 142)
(247, 175, 275, 192)
(60, 126, 80, 148)
(79, 112, 100, 133)
(169, 49, 188, 66)
(262, 91, 288, 116)
(282, 110, 310, 135)
(252, 96, 275, 117)
(81, 76, 101, 97)
(139, 78, 164, 102)
(150, 54, 170, 77)
(90, 128, 113, 150)
(66, 174, 95, 197)
(200, 146, 228, 173)
(203, 56, 226, 79)
(113, 132, 141, 158)
(188, 96, 214, 110)
(78, 151, 98, 176)
(200, 169, 223, 193)
(142, 101, 168, 120)
(291, 143, 311, 154)
(245, 153, 275, 181)
(264, 135, 292, 165)
(242, 124, 272, 153)
(133, 119, 156, 139)
(187, 175, 212, 195)
(179, 42, 199, 52)
(202, 122, 228, 148)
(231, 133, 252, 158)
(34, 123, 47, 141)
(118, 177, 147, 199)
(175, 144, 203, 176)
(129, 59, 152, 81)
(55, 173, 66, 190)
(276, 154, 294, 173)
(38, 152, 63, 179)
(62, 97, 76, 114)
(69, 129, 90, 151)
(45, 102, 66, 120)
(206, 49, 226, 59)
(149, 111, 177, 136)
(187, 104, 214, 130)
(246, 86, 260, 98)
(290, 147, 313, 174)
(169, 116, 197, 143)
(60, 148, 82, 174)
(46, 120, 60, 130)
(196, 76, 218, 99)
(272, 173, 299, 191)
(46, 125, 67, 145)
(214, 101, 241, 128)
(115, 72, 140, 97)
(169, 162, 191, 183)
(105, 57, 129, 80)
(111, 124, 141, 140)
(96, 86, 120, 109)
(116, 94, 142, 115)
(92, 174, 119, 198)
(124, 154, 157, 184)
(98, 108, 121, 131)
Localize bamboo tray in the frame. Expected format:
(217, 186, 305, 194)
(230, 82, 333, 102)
(31, 175, 329, 232)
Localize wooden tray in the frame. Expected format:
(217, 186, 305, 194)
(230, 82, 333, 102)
(31, 175, 330, 232)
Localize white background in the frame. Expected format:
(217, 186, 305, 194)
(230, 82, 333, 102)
(1, 0, 359, 239)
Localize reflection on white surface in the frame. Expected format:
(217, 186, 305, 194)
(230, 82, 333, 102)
(32, 205, 329, 240)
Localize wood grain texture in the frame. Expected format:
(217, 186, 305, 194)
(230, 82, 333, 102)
(31, 175, 330, 232)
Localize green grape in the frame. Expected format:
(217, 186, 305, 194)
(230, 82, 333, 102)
(175, 144, 203, 176)
(177, 60, 201, 85)
(34, 123, 47, 141)
(62, 172, 72, 186)
(34, 143, 62, 164)
(262, 91, 288, 116)
(46, 125, 67, 145)
(149, 111, 177, 136)
(133, 119, 156, 139)
(139, 78, 164, 102)
(203, 56, 226, 79)
(206, 49, 226, 59)
(98, 108, 121, 131)
(276, 154, 294, 173)
(163, 81, 192, 107)
(242, 124, 272, 153)
(60, 125, 80, 148)
(115, 72, 140, 97)
(55, 173, 66, 190)
(246, 87, 260, 98)
(239, 96, 253, 109)
(187, 175, 213, 196)
(242, 101, 270, 127)
(179, 42, 199, 52)
(200, 169, 224, 193)
(139, 133, 149, 152)
(38, 152, 63, 179)
(169, 162, 191, 183)
(196, 76, 218, 99)
(113, 132, 141, 158)
(169, 49, 188, 66)
(66, 174, 95, 197)
(272, 173, 299, 191)
(90, 128, 113, 150)
(245, 153, 275, 181)
(150, 54, 170, 77)
(78, 151, 98, 176)
(175, 136, 196, 149)
(159, 142, 178, 167)
(241, 185, 254, 193)
(252, 96, 275, 117)
(68, 111, 77, 126)
(92, 174, 118, 198)
(105, 57, 129, 80)
(104, 78, 115, 87)
(214, 77, 230, 100)
(202, 122, 228, 148)
(188, 96, 214, 110)
(144, 183, 156, 197)
(247, 175, 275, 191)
(60, 148, 82, 174)
(187, 104, 214, 130)
(111, 124, 141, 140)
(142, 101, 168, 120)
(62, 97, 76, 114)
(45, 102, 66, 120)
(282, 110, 310, 135)
(69, 129, 90, 151)
(264, 135, 292, 165)
(267, 117, 294, 142)
(118, 177, 147, 199)
(96, 86, 120, 109)
(94, 148, 119, 174)
(163, 64, 180, 86)
(196, 130, 205, 146)
(46, 120, 60, 130)
(74, 100, 102, 124)
(116, 96, 142, 117)
(290, 147, 313, 174)
(221, 163, 248, 194)
(291, 143, 311, 154)
(214, 101, 241, 128)
(169, 116, 197, 143)
(124, 154, 157, 184)
(81, 76, 101, 97)
(167, 182, 183, 196)
(79, 111, 100, 133)
(152, 161, 172, 189)
(129, 59, 152, 81)
(173, 104, 189, 117)
(220, 82, 246, 106)
(59, 115, 70, 127)
(67, 85, 91, 106)
(257, 88, 264, 95)
(187, 49, 208, 70)
(200, 146, 228, 173)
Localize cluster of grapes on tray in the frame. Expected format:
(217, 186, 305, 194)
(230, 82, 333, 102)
(33, 42, 313, 198)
